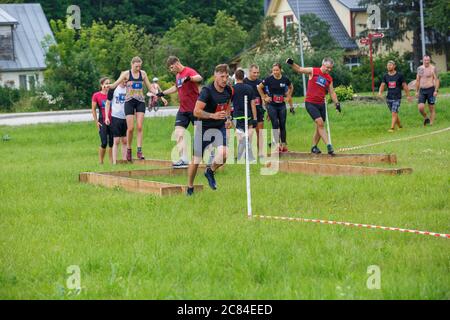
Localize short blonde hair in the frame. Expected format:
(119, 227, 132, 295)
(131, 56, 142, 65)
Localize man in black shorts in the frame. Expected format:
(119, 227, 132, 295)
(287, 57, 341, 155)
(157, 56, 203, 168)
(187, 64, 233, 196)
(378, 60, 412, 132)
(415, 55, 440, 126)
(244, 64, 265, 158)
(233, 69, 257, 162)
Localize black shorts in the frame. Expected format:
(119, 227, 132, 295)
(193, 124, 227, 158)
(125, 98, 146, 116)
(235, 118, 256, 131)
(418, 87, 436, 105)
(111, 117, 127, 138)
(256, 105, 265, 123)
(305, 102, 326, 121)
(99, 122, 113, 149)
(175, 111, 194, 129)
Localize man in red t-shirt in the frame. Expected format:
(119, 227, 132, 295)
(286, 57, 341, 155)
(158, 56, 203, 168)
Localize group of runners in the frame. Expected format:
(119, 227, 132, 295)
(91, 54, 440, 195)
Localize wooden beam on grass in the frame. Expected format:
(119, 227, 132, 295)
(79, 172, 203, 196)
(277, 161, 412, 176)
(274, 152, 397, 165)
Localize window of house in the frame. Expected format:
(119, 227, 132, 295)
(284, 15, 295, 41)
(0, 26, 14, 61)
(29, 75, 36, 90)
(19, 75, 27, 90)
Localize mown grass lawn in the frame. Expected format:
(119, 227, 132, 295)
(0, 97, 449, 299)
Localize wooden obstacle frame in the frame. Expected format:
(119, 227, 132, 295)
(79, 167, 203, 197)
(267, 152, 413, 176)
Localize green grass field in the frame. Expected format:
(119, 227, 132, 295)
(1, 97, 449, 300)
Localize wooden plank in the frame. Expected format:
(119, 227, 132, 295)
(79, 172, 204, 196)
(99, 168, 187, 178)
(274, 152, 397, 164)
(280, 161, 412, 176)
(116, 159, 173, 167)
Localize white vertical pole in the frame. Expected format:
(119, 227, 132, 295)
(419, 0, 426, 57)
(297, 1, 307, 97)
(325, 97, 332, 145)
(244, 95, 252, 219)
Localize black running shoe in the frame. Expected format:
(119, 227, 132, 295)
(424, 118, 430, 126)
(186, 187, 194, 196)
(327, 144, 335, 156)
(311, 146, 322, 154)
(204, 168, 217, 190)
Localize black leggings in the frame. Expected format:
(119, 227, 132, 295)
(99, 123, 113, 149)
(267, 104, 287, 143)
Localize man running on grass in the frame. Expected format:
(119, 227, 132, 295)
(233, 69, 258, 162)
(416, 55, 440, 126)
(244, 64, 266, 159)
(286, 57, 341, 155)
(187, 64, 233, 196)
(105, 76, 128, 164)
(157, 56, 203, 168)
(379, 60, 412, 132)
(110, 56, 155, 161)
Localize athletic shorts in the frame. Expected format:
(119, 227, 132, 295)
(305, 102, 326, 121)
(111, 117, 127, 138)
(125, 98, 146, 116)
(175, 111, 195, 129)
(99, 122, 113, 149)
(234, 118, 256, 132)
(256, 105, 265, 123)
(387, 99, 401, 113)
(418, 87, 436, 105)
(193, 125, 227, 158)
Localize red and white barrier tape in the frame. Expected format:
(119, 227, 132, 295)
(338, 127, 450, 152)
(254, 215, 450, 239)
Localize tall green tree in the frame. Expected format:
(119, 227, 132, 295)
(28, 0, 264, 34)
(358, 0, 449, 68)
(157, 11, 248, 77)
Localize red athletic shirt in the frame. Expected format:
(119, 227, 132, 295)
(176, 67, 200, 112)
(305, 68, 333, 104)
(92, 91, 111, 123)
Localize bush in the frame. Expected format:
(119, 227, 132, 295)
(439, 72, 450, 88)
(328, 85, 354, 103)
(0, 86, 21, 112)
(31, 91, 64, 111)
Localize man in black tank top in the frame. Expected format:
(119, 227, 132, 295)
(187, 64, 233, 196)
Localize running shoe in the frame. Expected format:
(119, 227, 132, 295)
(137, 150, 145, 160)
(204, 168, 217, 190)
(424, 118, 430, 126)
(173, 159, 189, 169)
(327, 144, 335, 156)
(388, 128, 395, 133)
(186, 187, 194, 196)
(127, 149, 132, 162)
(281, 145, 289, 153)
(311, 146, 322, 154)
